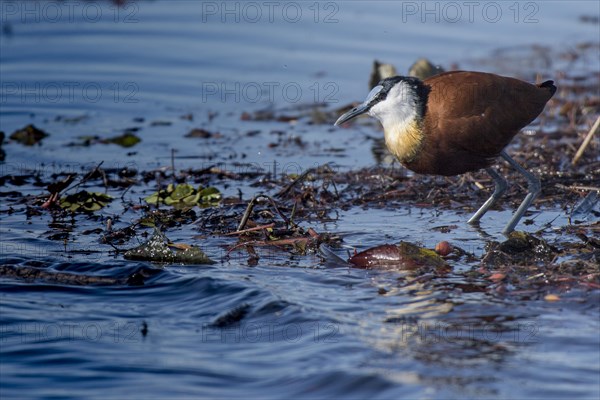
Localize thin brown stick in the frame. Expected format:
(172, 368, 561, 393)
(555, 184, 600, 192)
(237, 195, 259, 231)
(64, 161, 105, 194)
(265, 196, 290, 226)
(226, 237, 312, 254)
(307, 228, 320, 238)
(237, 194, 289, 231)
(276, 167, 316, 198)
(225, 223, 276, 236)
(171, 148, 177, 182)
(289, 200, 298, 226)
(100, 168, 109, 193)
(573, 116, 600, 165)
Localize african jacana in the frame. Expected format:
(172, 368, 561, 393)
(335, 71, 556, 234)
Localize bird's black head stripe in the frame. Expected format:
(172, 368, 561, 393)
(374, 76, 430, 117)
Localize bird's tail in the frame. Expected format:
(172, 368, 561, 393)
(538, 80, 557, 97)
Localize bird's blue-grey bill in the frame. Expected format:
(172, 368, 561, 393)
(334, 103, 370, 126)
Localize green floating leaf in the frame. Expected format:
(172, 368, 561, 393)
(175, 246, 215, 264)
(144, 193, 160, 205)
(124, 228, 214, 264)
(199, 187, 221, 203)
(144, 184, 221, 208)
(170, 183, 194, 201)
(59, 191, 113, 213)
(107, 132, 141, 148)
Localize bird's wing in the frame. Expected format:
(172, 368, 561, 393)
(424, 71, 552, 156)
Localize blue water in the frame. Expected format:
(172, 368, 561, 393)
(1, 1, 599, 399)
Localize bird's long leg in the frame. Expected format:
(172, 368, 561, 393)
(468, 168, 507, 225)
(500, 150, 541, 235)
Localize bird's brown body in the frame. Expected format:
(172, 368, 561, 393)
(334, 70, 556, 234)
(403, 71, 555, 176)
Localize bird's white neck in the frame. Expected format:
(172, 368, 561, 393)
(368, 82, 424, 162)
